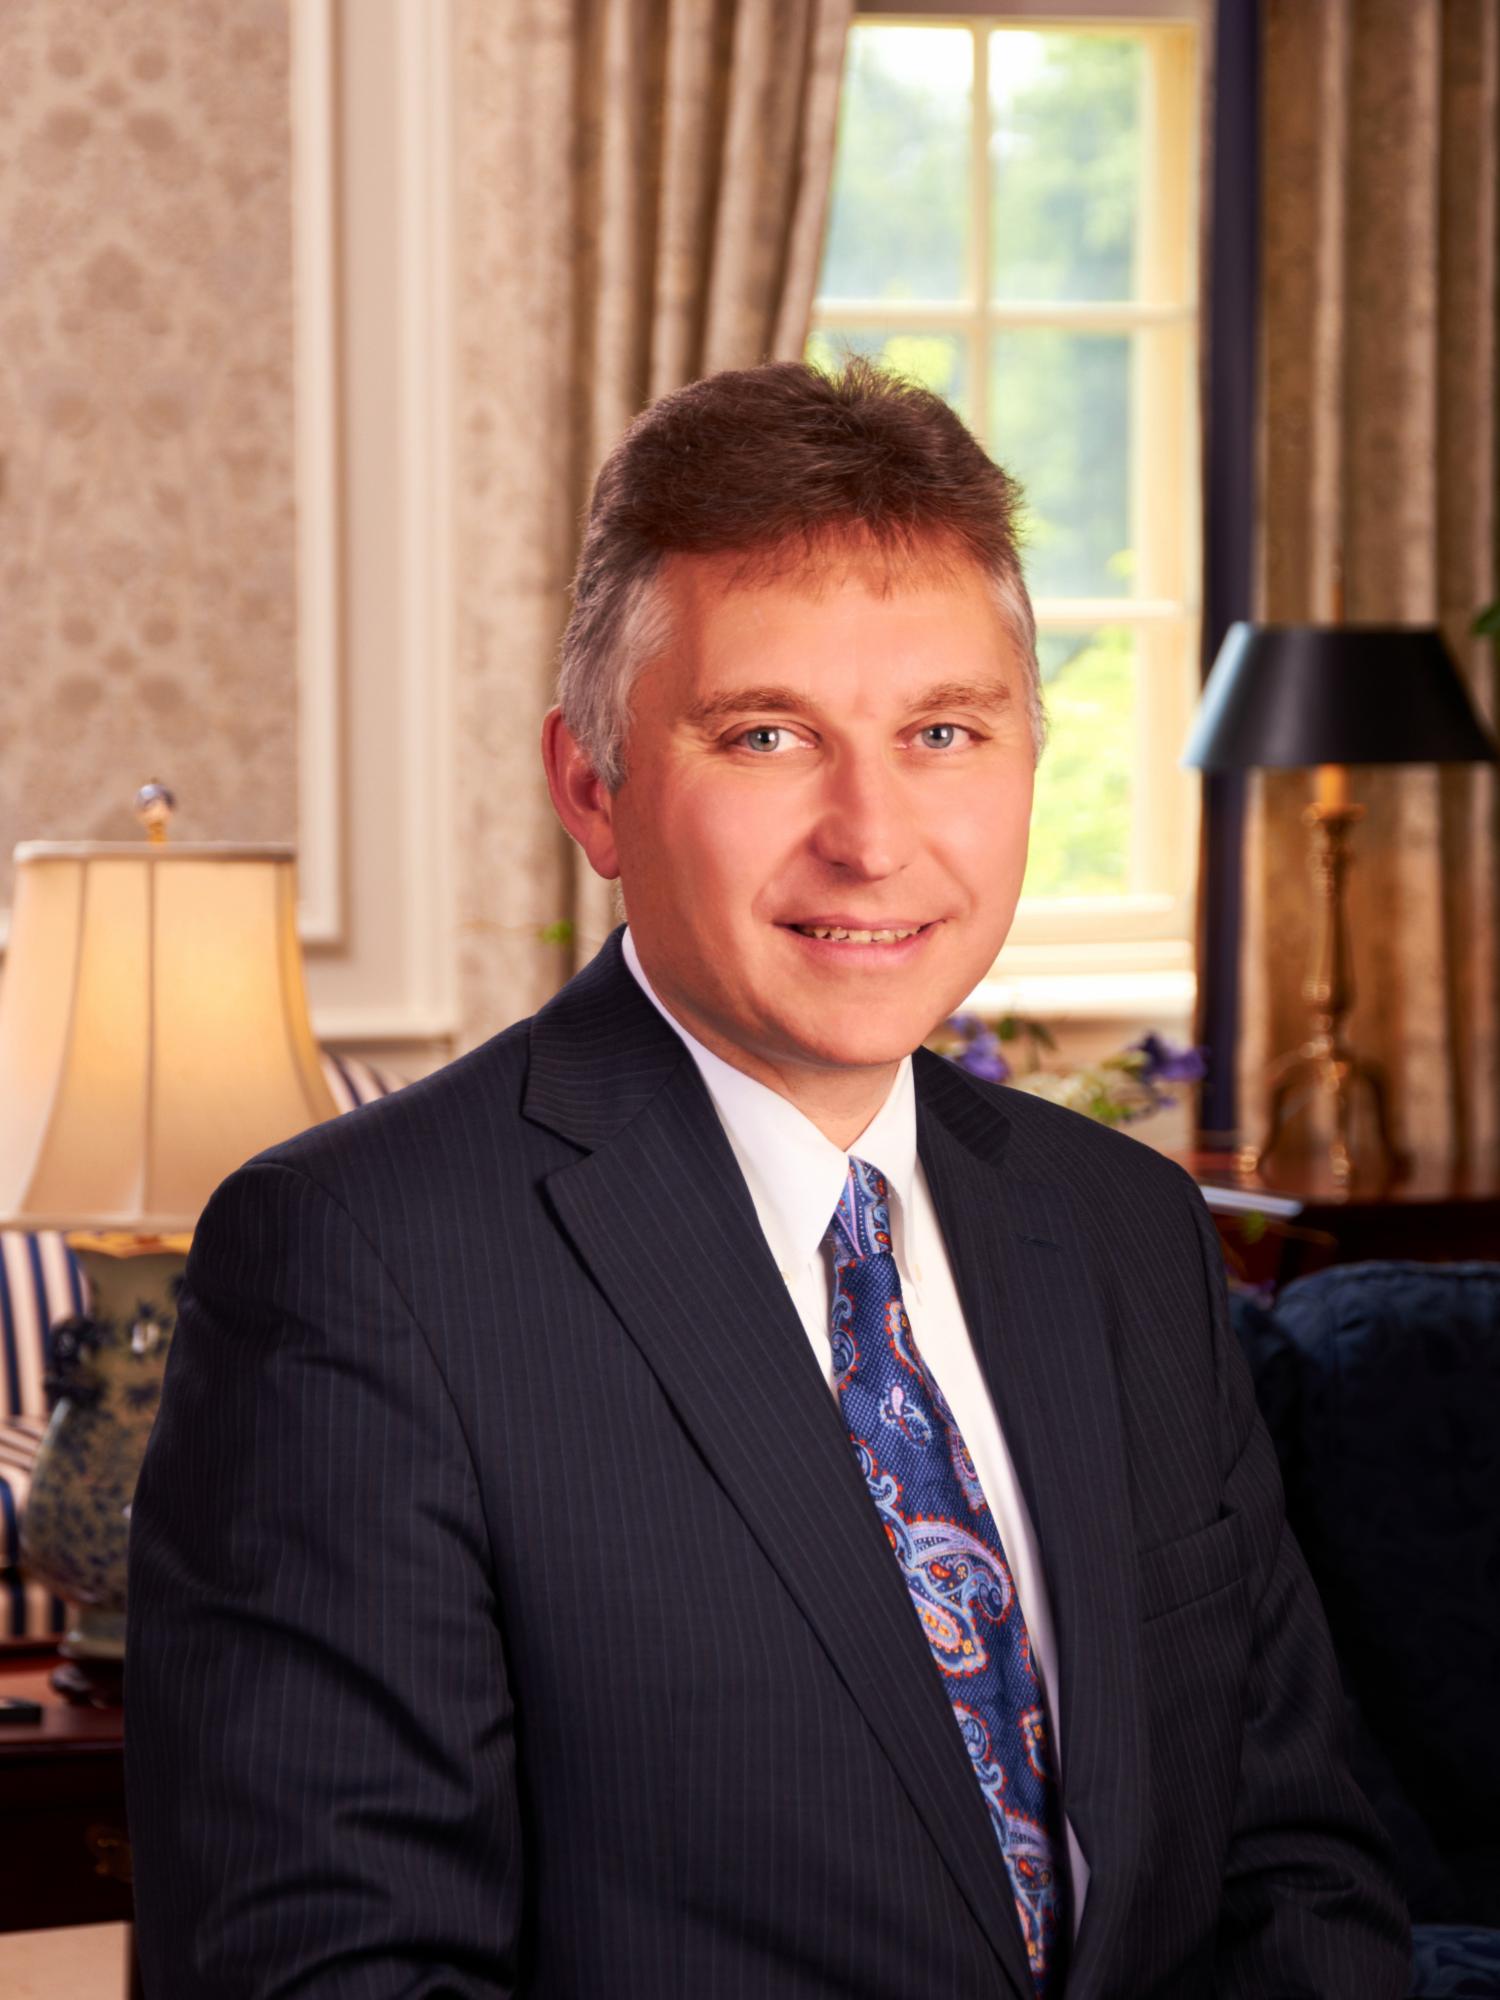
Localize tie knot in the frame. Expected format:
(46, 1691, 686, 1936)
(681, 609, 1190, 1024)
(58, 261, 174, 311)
(826, 1156, 894, 1265)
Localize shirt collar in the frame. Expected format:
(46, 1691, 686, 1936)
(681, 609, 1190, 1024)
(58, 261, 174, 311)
(621, 926, 917, 1273)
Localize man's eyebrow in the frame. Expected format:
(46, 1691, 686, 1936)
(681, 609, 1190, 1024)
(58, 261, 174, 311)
(683, 686, 813, 728)
(910, 678, 1015, 714)
(683, 678, 1016, 730)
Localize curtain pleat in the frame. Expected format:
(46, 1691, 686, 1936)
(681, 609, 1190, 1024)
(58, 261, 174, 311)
(1243, 0, 1499, 1165)
(454, 0, 853, 1046)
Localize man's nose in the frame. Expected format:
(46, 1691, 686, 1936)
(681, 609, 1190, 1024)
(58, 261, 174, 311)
(809, 750, 918, 879)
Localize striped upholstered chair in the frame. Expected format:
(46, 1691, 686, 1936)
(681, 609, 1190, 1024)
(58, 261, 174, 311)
(0, 1052, 401, 1637)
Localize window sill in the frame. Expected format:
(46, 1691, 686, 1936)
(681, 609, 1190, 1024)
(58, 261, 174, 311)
(964, 964, 1196, 1029)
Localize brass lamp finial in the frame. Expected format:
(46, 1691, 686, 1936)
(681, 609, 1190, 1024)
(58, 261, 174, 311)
(134, 780, 176, 845)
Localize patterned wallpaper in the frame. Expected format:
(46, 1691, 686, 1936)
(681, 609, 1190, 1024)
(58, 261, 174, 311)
(0, 0, 297, 909)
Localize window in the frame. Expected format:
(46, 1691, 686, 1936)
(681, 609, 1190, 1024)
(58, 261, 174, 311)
(810, 7, 1201, 1007)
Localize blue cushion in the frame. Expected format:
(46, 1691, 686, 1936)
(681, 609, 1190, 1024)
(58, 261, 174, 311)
(1267, 1263, 1500, 1900)
(1340, 1686, 1468, 1923)
(0, 1228, 85, 1425)
(0, 1234, 84, 1588)
(1409, 1924, 1500, 1996)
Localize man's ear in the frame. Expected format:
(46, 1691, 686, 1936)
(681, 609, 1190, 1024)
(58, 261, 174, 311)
(541, 706, 620, 881)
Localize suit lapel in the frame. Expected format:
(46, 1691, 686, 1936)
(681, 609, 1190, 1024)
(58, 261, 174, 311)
(526, 940, 1034, 1997)
(915, 1050, 1148, 1998)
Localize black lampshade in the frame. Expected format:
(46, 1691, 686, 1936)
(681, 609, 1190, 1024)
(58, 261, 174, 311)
(1182, 622, 1500, 771)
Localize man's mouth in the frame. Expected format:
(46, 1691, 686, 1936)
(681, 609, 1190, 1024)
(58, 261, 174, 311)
(785, 921, 934, 944)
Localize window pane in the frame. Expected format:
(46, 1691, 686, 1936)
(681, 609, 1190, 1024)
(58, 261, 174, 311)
(808, 327, 968, 421)
(1024, 628, 1135, 898)
(990, 330, 1131, 599)
(990, 31, 1143, 303)
(819, 26, 972, 303)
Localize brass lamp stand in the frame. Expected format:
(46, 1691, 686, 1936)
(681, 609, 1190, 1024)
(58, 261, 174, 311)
(1183, 619, 1499, 1196)
(1249, 799, 1399, 1192)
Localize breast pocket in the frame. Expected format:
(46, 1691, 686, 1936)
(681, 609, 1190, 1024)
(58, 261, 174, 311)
(1137, 1511, 1243, 1623)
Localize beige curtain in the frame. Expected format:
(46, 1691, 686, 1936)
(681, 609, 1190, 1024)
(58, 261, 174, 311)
(1241, 0, 1500, 1164)
(453, 0, 853, 1049)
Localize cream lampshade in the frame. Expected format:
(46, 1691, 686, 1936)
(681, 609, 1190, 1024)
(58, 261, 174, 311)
(0, 841, 337, 1233)
(0, 798, 340, 1692)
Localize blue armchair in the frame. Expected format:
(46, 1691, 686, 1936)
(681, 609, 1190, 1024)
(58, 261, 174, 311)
(1232, 1261, 1500, 1996)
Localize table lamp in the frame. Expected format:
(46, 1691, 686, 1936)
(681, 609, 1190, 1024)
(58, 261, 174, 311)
(1183, 624, 1499, 1193)
(0, 784, 338, 1695)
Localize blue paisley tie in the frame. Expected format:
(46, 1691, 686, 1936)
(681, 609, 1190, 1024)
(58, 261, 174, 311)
(827, 1156, 1068, 1994)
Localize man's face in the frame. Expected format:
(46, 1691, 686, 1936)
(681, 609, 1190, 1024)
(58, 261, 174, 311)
(591, 540, 1035, 1085)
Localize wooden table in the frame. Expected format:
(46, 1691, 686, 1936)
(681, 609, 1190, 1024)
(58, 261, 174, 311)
(0, 1637, 139, 1997)
(1180, 1146, 1500, 1282)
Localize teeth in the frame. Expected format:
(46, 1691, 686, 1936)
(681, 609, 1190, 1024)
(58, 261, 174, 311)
(795, 925, 922, 943)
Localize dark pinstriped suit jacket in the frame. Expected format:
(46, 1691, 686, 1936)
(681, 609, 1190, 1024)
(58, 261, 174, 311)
(125, 930, 1409, 1998)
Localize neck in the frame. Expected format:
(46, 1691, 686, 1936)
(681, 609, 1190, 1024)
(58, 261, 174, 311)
(720, 1050, 902, 1152)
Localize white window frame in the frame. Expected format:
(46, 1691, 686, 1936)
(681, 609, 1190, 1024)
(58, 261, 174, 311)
(813, 2, 1203, 1021)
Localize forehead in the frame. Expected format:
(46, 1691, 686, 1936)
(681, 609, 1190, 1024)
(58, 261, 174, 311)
(652, 537, 1010, 689)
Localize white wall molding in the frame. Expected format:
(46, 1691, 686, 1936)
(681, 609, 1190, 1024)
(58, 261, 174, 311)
(290, 0, 346, 948)
(388, 0, 457, 1045)
(298, 0, 458, 1049)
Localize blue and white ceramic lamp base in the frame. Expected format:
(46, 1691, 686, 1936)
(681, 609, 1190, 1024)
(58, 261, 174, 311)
(21, 1240, 183, 1666)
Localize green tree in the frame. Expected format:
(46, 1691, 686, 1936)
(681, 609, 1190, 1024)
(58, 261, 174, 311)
(1023, 629, 1134, 897)
(820, 27, 973, 302)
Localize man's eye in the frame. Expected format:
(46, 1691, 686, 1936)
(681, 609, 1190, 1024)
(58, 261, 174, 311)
(737, 726, 790, 753)
(918, 723, 968, 749)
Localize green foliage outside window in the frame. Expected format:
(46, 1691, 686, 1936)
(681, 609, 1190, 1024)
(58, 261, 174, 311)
(819, 28, 973, 303)
(1025, 630, 1133, 897)
(989, 33, 1142, 303)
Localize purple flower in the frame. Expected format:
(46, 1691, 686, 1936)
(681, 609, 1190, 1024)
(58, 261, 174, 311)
(960, 1037, 1011, 1084)
(1131, 1032, 1206, 1085)
(944, 1016, 1011, 1083)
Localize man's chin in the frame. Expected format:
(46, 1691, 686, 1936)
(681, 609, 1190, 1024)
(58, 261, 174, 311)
(761, 966, 989, 1068)
(768, 1008, 940, 1075)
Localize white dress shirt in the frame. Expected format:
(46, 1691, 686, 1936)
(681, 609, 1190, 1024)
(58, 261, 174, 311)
(622, 929, 1089, 1927)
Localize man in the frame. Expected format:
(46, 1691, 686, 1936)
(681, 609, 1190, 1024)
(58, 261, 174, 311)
(126, 360, 1409, 1997)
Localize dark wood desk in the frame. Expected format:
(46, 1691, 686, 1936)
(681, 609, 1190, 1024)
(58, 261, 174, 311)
(0, 1638, 138, 1996)
(1180, 1146, 1500, 1281)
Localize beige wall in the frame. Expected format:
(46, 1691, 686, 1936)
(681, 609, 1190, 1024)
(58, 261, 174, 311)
(0, 0, 299, 898)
